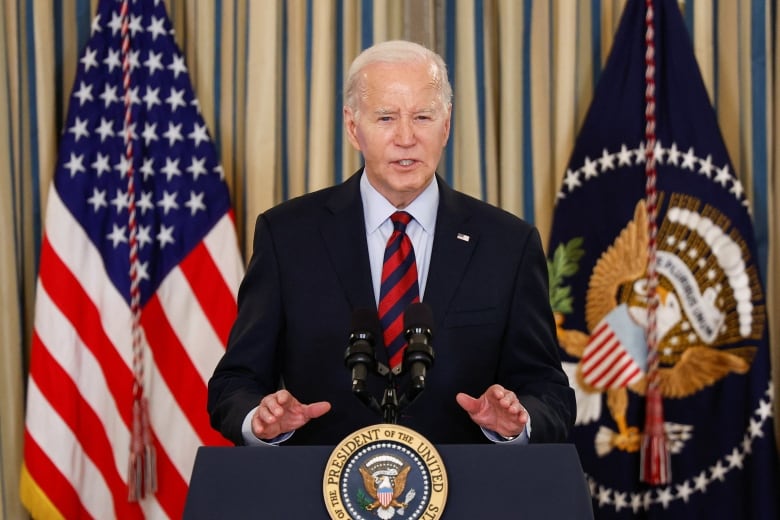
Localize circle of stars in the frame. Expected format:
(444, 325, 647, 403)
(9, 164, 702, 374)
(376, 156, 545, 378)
(556, 141, 748, 210)
(585, 382, 774, 513)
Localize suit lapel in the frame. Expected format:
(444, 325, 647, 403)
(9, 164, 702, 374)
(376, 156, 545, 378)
(424, 178, 478, 332)
(320, 172, 377, 311)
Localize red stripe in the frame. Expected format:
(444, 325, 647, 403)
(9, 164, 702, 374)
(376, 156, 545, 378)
(382, 314, 405, 346)
(151, 432, 190, 519)
(583, 343, 622, 384)
(30, 332, 143, 519)
(39, 236, 134, 425)
(141, 294, 231, 446)
(595, 354, 633, 388)
(388, 350, 404, 369)
(178, 242, 237, 346)
(34, 234, 220, 518)
(380, 235, 413, 283)
(381, 251, 402, 284)
(581, 333, 619, 369)
(581, 325, 614, 362)
(614, 366, 642, 388)
(23, 431, 92, 520)
(378, 270, 418, 315)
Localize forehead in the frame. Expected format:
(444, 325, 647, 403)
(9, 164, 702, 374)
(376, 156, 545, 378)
(357, 61, 442, 109)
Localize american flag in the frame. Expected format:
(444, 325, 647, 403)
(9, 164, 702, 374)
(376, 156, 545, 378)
(20, 0, 243, 518)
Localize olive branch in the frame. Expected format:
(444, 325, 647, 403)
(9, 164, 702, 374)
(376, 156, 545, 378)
(547, 237, 585, 315)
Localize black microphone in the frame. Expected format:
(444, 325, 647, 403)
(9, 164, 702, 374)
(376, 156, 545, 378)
(402, 302, 435, 400)
(344, 308, 382, 413)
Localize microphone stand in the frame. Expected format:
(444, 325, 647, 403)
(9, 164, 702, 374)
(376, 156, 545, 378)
(380, 374, 400, 424)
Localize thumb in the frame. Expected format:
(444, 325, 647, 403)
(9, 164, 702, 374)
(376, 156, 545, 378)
(455, 392, 479, 414)
(304, 401, 332, 420)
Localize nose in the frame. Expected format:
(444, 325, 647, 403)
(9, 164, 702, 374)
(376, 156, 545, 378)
(394, 117, 415, 146)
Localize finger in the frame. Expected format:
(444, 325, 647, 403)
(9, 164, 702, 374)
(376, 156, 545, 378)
(274, 389, 292, 406)
(260, 395, 288, 421)
(305, 401, 332, 419)
(455, 392, 479, 413)
(489, 384, 507, 400)
(499, 390, 517, 408)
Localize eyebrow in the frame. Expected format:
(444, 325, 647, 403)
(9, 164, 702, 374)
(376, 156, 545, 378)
(372, 107, 438, 116)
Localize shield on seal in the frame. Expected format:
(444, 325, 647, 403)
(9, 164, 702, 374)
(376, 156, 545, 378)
(377, 476, 393, 508)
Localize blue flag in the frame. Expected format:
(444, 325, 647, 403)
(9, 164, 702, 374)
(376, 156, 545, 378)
(547, 0, 779, 517)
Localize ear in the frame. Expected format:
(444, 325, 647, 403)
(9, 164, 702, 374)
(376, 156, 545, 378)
(442, 104, 452, 145)
(343, 106, 362, 151)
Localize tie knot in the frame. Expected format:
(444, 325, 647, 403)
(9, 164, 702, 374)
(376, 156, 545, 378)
(390, 211, 413, 232)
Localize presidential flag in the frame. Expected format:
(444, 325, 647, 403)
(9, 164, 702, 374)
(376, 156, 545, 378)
(547, 0, 779, 517)
(20, 0, 243, 518)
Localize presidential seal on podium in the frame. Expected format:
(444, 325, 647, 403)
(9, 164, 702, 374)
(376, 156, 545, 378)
(323, 424, 448, 520)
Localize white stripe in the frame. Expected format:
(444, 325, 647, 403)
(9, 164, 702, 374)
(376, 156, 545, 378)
(146, 350, 204, 481)
(582, 342, 625, 384)
(615, 368, 642, 388)
(156, 266, 225, 384)
(581, 333, 619, 372)
(33, 281, 131, 483)
(45, 187, 134, 370)
(42, 184, 194, 514)
(203, 214, 245, 300)
(26, 380, 116, 519)
(580, 324, 612, 364)
(592, 353, 634, 388)
(34, 281, 175, 518)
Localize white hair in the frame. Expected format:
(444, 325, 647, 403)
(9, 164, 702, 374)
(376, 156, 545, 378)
(343, 40, 452, 114)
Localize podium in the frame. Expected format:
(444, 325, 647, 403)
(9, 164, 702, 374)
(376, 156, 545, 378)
(183, 443, 594, 519)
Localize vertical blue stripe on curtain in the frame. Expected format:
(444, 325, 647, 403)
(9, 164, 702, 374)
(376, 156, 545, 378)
(750, 0, 768, 284)
(591, 0, 601, 83)
(712, 0, 719, 102)
(521, 0, 534, 223)
(25, 0, 42, 273)
(213, 1, 224, 156)
(230, 0, 239, 197)
(684, 0, 694, 38)
(361, 0, 372, 48)
(281, 1, 290, 200)
(474, 0, 486, 201)
(334, 0, 344, 183)
(443, 0, 456, 186)
(54, 0, 64, 125)
(304, 0, 313, 194)
(76, 0, 91, 54)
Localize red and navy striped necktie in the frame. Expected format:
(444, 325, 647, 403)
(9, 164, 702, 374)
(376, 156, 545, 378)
(378, 211, 420, 371)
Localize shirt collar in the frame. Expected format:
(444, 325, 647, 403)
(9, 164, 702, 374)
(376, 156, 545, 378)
(360, 171, 439, 234)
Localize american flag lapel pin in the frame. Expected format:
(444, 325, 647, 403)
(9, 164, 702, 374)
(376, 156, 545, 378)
(456, 233, 470, 242)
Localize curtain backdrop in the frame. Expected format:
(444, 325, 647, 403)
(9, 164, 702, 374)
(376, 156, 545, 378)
(1, 0, 777, 517)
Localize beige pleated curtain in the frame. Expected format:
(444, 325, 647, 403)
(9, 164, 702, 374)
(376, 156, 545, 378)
(2, 1, 779, 517)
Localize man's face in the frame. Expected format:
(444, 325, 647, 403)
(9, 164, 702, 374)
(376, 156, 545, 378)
(344, 60, 451, 208)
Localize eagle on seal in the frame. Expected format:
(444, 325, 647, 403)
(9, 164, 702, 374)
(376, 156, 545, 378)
(556, 198, 758, 454)
(359, 463, 412, 512)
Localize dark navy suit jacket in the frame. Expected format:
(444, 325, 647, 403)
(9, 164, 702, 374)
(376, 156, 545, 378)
(207, 172, 575, 446)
